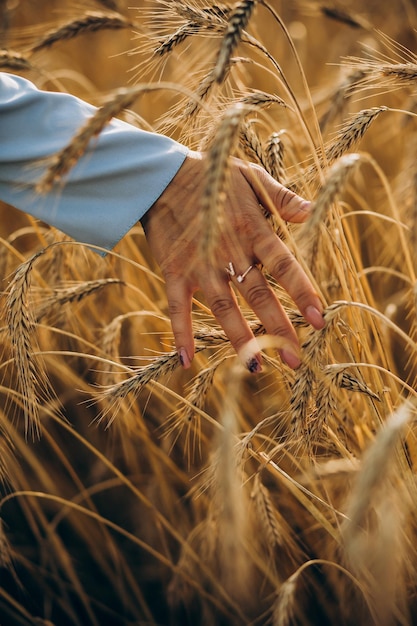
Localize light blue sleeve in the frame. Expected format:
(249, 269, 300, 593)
(0, 73, 189, 252)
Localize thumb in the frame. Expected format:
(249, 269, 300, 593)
(242, 162, 312, 223)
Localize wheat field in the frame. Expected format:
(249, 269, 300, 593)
(1, 1, 417, 625)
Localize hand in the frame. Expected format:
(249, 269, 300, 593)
(141, 150, 325, 372)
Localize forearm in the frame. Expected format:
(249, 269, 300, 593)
(0, 73, 189, 251)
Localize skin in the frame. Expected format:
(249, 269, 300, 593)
(142, 150, 325, 372)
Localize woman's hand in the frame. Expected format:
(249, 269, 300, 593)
(141, 151, 324, 372)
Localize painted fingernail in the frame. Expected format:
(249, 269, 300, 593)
(281, 348, 301, 370)
(301, 200, 312, 213)
(178, 347, 191, 369)
(247, 355, 262, 374)
(306, 305, 325, 330)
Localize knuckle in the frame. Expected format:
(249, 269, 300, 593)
(210, 296, 235, 318)
(233, 335, 253, 353)
(245, 284, 272, 308)
(162, 265, 181, 280)
(278, 186, 293, 206)
(270, 324, 293, 338)
(167, 299, 185, 317)
(229, 212, 253, 237)
(269, 252, 296, 279)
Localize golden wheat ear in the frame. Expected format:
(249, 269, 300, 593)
(200, 103, 251, 263)
(342, 401, 414, 626)
(29, 11, 133, 53)
(213, 0, 257, 84)
(4, 249, 60, 439)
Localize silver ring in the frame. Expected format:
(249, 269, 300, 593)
(225, 261, 254, 283)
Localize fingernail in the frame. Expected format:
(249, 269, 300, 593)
(247, 355, 262, 374)
(281, 348, 301, 370)
(178, 347, 191, 369)
(306, 305, 325, 330)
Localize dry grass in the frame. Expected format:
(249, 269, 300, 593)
(2, 1, 417, 625)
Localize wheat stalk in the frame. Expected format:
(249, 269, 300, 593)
(319, 69, 369, 133)
(0, 517, 13, 572)
(211, 362, 252, 605)
(153, 23, 196, 56)
(183, 57, 248, 121)
(314, 363, 380, 448)
(95, 351, 180, 413)
(96, 0, 121, 10)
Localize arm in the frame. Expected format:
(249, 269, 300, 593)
(0, 73, 189, 251)
(0, 73, 324, 371)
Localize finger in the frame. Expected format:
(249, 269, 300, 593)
(203, 276, 263, 373)
(164, 274, 195, 369)
(232, 265, 302, 369)
(252, 229, 325, 330)
(241, 162, 312, 223)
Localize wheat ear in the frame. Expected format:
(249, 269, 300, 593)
(342, 401, 414, 626)
(325, 106, 388, 165)
(272, 569, 299, 626)
(296, 106, 388, 191)
(252, 473, 286, 553)
(264, 131, 286, 183)
(320, 6, 371, 29)
(34, 278, 123, 323)
(300, 153, 362, 269)
(37, 82, 206, 191)
(290, 305, 341, 450)
(212, 0, 257, 84)
(200, 103, 249, 263)
(5, 250, 49, 438)
(30, 11, 133, 53)
(153, 7, 226, 57)
(36, 87, 148, 192)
